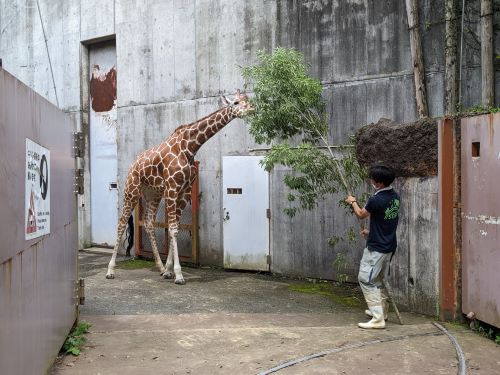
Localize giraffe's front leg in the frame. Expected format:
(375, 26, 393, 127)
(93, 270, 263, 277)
(170, 227, 185, 285)
(163, 183, 187, 284)
(162, 235, 175, 279)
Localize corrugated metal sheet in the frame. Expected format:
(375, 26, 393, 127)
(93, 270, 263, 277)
(0, 68, 78, 374)
(461, 114, 500, 328)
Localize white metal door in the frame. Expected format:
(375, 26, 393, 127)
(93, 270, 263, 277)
(89, 43, 118, 246)
(223, 156, 269, 271)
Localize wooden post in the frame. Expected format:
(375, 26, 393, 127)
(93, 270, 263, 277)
(481, 0, 494, 107)
(445, 0, 459, 115)
(405, 0, 429, 118)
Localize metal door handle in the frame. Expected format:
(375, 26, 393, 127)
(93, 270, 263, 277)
(223, 209, 230, 221)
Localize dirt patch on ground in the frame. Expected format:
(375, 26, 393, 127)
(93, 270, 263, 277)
(355, 117, 438, 177)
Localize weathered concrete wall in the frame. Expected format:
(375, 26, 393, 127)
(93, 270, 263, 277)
(0, 0, 488, 315)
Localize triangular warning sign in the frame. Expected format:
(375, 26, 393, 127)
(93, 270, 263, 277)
(26, 188, 37, 234)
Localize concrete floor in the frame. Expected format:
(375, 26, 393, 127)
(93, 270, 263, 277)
(50, 249, 500, 375)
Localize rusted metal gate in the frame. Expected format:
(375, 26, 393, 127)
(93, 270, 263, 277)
(461, 114, 500, 329)
(134, 161, 200, 264)
(0, 68, 79, 373)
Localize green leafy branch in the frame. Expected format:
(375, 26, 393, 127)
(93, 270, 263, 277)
(241, 48, 367, 217)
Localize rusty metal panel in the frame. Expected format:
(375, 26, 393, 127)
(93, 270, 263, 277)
(461, 113, 500, 328)
(438, 118, 459, 320)
(0, 68, 77, 374)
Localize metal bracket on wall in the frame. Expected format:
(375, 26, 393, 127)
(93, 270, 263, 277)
(74, 169, 84, 194)
(74, 279, 85, 306)
(72, 132, 84, 158)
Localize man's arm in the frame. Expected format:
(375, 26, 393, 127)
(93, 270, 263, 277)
(345, 195, 370, 219)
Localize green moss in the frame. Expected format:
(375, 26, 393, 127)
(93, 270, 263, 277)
(116, 258, 155, 270)
(289, 283, 364, 308)
(455, 104, 500, 118)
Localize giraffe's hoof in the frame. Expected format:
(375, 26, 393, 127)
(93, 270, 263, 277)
(162, 272, 174, 279)
(105, 273, 115, 279)
(174, 278, 186, 285)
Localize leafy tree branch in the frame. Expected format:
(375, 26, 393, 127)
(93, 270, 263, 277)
(241, 47, 367, 218)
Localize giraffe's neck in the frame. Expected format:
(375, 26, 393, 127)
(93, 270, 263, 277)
(183, 107, 236, 156)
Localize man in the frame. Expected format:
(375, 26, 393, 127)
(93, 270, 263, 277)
(345, 165, 400, 329)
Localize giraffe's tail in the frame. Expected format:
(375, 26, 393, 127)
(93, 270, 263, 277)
(124, 214, 134, 257)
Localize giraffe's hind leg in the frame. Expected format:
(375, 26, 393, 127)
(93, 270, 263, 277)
(106, 191, 139, 279)
(163, 185, 192, 284)
(163, 187, 191, 279)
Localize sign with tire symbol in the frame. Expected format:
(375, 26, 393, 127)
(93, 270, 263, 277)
(25, 139, 51, 240)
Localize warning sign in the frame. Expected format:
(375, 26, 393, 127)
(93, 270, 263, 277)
(25, 139, 50, 240)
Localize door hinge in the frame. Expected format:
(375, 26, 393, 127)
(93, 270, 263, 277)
(267, 255, 272, 265)
(74, 168, 84, 194)
(72, 132, 84, 158)
(266, 208, 271, 219)
(74, 279, 85, 306)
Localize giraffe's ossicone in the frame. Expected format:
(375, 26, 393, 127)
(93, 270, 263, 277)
(106, 90, 253, 284)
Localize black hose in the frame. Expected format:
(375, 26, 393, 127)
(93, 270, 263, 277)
(258, 330, 443, 375)
(433, 322, 467, 375)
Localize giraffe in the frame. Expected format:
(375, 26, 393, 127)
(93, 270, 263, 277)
(105, 90, 253, 284)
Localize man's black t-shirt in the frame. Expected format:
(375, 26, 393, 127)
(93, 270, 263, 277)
(364, 187, 400, 253)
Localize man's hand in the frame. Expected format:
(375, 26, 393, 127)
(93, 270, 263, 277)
(345, 195, 370, 219)
(345, 195, 357, 205)
(360, 228, 369, 238)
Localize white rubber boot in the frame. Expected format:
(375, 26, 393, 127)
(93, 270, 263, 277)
(365, 300, 389, 320)
(364, 309, 388, 320)
(359, 305, 386, 329)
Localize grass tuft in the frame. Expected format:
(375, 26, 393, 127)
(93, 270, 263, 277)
(116, 258, 155, 270)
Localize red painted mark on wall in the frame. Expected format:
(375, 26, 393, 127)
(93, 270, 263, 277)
(90, 64, 117, 113)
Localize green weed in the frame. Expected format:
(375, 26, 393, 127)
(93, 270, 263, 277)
(63, 321, 91, 356)
(332, 252, 349, 283)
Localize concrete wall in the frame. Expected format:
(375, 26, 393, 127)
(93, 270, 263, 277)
(0, 0, 489, 315)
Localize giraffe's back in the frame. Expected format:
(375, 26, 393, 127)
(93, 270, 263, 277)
(126, 125, 193, 191)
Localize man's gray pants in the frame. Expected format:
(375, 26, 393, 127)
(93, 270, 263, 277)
(358, 247, 391, 312)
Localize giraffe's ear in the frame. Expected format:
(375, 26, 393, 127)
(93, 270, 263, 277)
(221, 95, 231, 106)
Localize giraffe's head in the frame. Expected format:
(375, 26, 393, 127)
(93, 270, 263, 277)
(221, 90, 253, 117)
